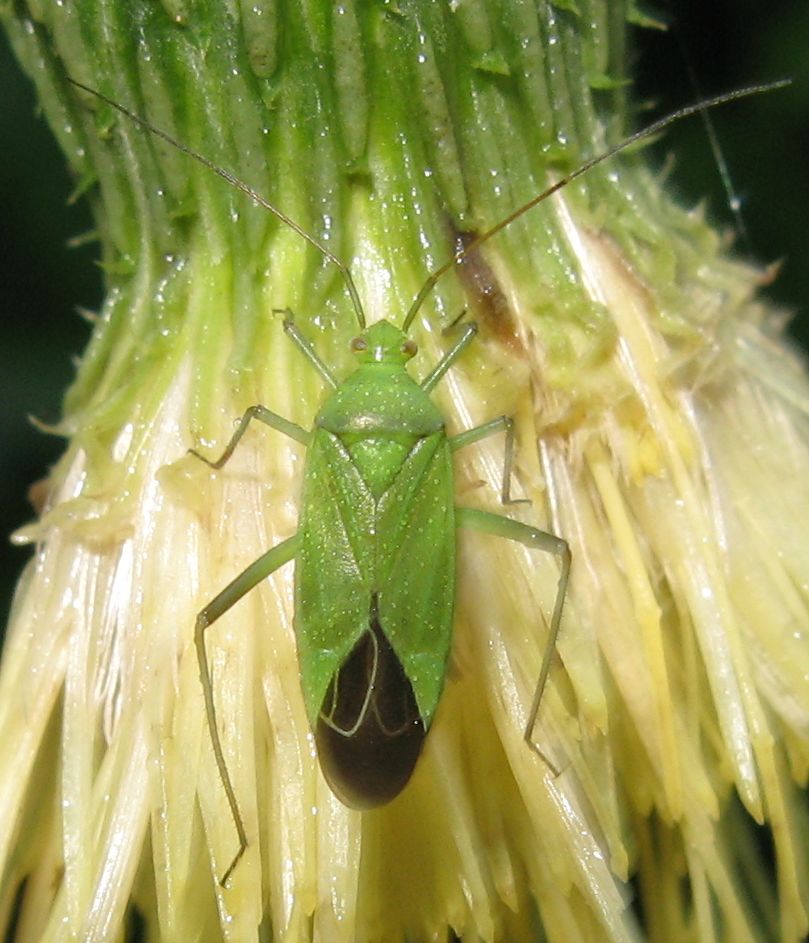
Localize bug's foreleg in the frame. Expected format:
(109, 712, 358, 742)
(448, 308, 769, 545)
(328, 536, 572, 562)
(195, 533, 300, 886)
(455, 507, 571, 764)
(274, 307, 339, 389)
(449, 416, 528, 505)
(420, 322, 478, 393)
(190, 404, 310, 469)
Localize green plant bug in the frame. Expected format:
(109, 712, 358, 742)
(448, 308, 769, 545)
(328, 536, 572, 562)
(68, 77, 788, 887)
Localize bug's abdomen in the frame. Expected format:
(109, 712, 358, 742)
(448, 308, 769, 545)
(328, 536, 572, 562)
(315, 595, 426, 808)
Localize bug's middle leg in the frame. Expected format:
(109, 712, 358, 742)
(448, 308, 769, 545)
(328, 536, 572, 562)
(195, 533, 299, 885)
(449, 415, 528, 505)
(190, 404, 310, 470)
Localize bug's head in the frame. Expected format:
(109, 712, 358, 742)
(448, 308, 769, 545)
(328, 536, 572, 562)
(350, 320, 418, 366)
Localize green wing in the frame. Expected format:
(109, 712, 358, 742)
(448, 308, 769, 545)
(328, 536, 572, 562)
(294, 428, 376, 726)
(375, 432, 455, 727)
(295, 428, 455, 730)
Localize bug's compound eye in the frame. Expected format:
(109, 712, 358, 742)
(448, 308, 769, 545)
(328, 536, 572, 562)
(350, 336, 368, 353)
(401, 339, 417, 358)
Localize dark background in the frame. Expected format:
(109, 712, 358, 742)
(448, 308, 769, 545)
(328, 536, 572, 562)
(1, 2, 807, 629)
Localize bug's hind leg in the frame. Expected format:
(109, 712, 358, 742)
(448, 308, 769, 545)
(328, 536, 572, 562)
(455, 506, 571, 767)
(195, 533, 299, 885)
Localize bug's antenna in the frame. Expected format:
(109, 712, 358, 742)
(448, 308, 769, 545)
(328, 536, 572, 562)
(402, 79, 789, 333)
(67, 78, 367, 329)
(669, 17, 752, 252)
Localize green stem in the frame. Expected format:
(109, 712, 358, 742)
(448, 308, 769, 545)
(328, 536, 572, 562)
(2, 1, 740, 446)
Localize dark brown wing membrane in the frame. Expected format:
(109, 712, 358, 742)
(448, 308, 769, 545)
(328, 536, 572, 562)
(316, 595, 426, 808)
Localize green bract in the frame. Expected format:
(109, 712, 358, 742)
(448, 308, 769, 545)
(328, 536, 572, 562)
(71, 75, 784, 892)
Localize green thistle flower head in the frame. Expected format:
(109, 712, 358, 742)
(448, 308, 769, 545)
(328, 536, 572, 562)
(1, 4, 808, 942)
